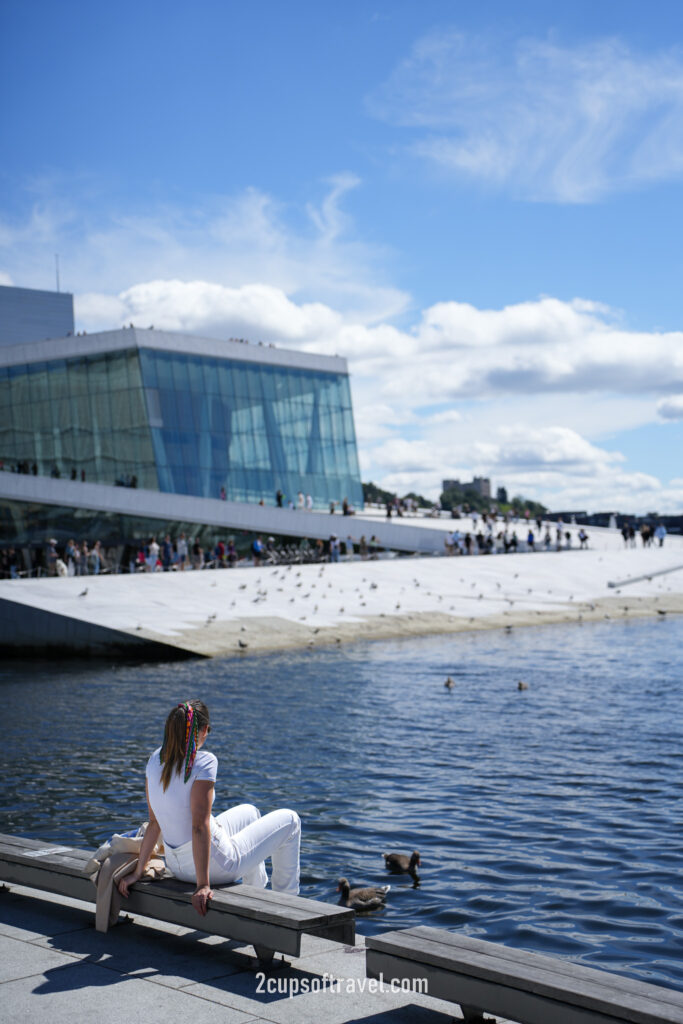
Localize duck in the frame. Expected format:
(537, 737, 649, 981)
(383, 851, 421, 882)
(336, 878, 390, 911)
(444, 676, 455, 689)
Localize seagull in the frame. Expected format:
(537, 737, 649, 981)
(78, 588, 88, 597)
(238, 638, 248, 649)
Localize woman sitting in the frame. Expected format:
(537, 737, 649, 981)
(117, 700, 301, 917)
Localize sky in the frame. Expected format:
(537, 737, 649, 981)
(2, 0, 683, 513)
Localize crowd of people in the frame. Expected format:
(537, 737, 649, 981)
(443, 518, 590, 556)
(0, 530, 388, 579)
(621, 522, 667, 547)
(0, 500, 671, 580)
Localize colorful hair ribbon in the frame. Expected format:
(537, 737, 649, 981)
(180, 701, 199, 782)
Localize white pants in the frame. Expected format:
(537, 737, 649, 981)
(164, 803, 301, 894)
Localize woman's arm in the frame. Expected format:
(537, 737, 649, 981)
(190, 779, 215, 916)
(118, 780, 161, 897)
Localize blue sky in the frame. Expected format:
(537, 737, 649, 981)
(3, 0, 683, 512)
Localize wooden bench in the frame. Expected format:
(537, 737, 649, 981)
(366, 926, 683, 1024)
(0, 832, 354, 964)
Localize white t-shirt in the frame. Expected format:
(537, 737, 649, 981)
(146, 746, 217, 849)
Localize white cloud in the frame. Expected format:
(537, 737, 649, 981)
(657, 395, 683, 420)
(338, 296, 683, 406)
(0, 181, 409, 326)
(78, 280, 344, 342)
(427, 409, 462, 425)
(367, 31, 683, 202)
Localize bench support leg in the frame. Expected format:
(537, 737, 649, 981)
(460, 1005, 492, 1024)
(253, 945, 290, 971)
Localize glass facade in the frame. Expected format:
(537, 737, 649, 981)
(0, 349, 157, 488)
(0, 344, 363, 509)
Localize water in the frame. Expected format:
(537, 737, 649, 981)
(1, 617, 682, 990)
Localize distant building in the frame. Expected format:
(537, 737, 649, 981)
(0, 284, 74, 347)
(442, 476, 491, 499)
(0, 287, 363, 561)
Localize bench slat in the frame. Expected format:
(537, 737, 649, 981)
(366, 929, 683, 1024)
(0, 839, 93, 875)
(0, 833, 91, 857)
(369, 926, 682, 1006)
(130, 878, 347, 927)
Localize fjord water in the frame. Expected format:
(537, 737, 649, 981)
(1, 618, 681, 990)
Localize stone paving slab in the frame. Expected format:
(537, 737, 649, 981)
(0, 884, 520, 1024)
(0, 932, 77, 985)
(1, 960, 258, 1024)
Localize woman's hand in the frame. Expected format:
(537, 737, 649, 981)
(117, 869, 142, 898)
(192, 884, 214, 917)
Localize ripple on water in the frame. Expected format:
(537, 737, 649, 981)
(0, 617, 681, 990)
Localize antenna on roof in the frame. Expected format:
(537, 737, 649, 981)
(55, 254, 60, 292)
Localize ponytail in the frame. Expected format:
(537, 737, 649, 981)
(159, 700, 210, 790)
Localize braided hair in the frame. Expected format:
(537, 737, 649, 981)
(159, 700, 210, 790)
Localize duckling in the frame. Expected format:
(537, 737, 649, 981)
(336, 878, 390, 911)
